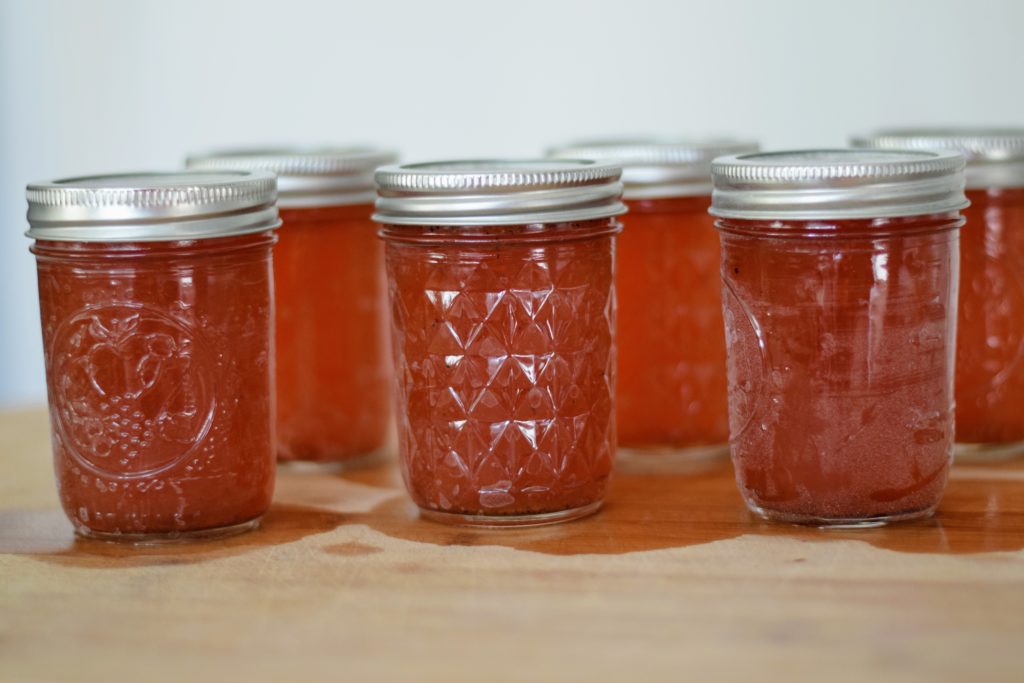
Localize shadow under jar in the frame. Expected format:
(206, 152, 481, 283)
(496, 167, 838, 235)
(374, 160, 625, 527)
(188, 148, 397, 467)
(710, 150, 968, 527)
(549, 139, 758, 471)
(853, 129, 1024, 462)
(26, 171, 281, 542)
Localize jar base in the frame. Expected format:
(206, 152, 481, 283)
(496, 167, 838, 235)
(417, 500, 603, 528)
(616, 443, 729, 473)
(74, 516, 262, 545)
(746, 503, 938, 529)
(955, 440, 1024, 463)
(277, 445, 390, 472)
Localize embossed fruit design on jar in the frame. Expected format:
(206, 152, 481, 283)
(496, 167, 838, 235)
(375, 160, 625, 526)
(188, 148, 397, 465)
(854, 130, 1024, 461)
(27, 171, 280, 541)
(549, 140, 757, 470)
(710, 150, 967, 526)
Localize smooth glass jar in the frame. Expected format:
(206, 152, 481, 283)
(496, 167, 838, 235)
(549, 140, 757, 470)
(188, 149, 397, 465)
(374, 160, 625, 527)
(710, 150, 968, 526)
(853, 130, 1024, 460)
(26, 172, 280, 542)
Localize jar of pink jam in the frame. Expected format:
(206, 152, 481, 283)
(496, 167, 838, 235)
(375, 160, 625, 527)
(710, 150, 967, 526)
(27, 172, 280, 542)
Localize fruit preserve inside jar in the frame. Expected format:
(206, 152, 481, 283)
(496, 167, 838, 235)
(33, 234, 277, 539)
(953, 188, 1024, 452)
(616, 196, 728, 458)
(718, 214, 960, 523)
(382, 219, 619, 523)
(274, 204, 391, 463)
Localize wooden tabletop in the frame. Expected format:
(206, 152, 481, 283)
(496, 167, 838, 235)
(1, 407, 1023, 682)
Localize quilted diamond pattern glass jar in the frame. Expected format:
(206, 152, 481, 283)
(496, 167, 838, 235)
(26, 171, 280, 542)
(375, 160, 625, 526)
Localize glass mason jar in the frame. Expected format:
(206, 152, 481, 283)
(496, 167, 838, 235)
(710, 150, 968, 526)
(26, 171, 280, 542)
(188, 148, 397, 466)
(374, 160, 625, 527)
(854, 130, 1024, 461)
(549, 140, 757, 470)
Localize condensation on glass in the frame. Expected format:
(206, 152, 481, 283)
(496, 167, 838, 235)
(710, 150, 968, 527)
(549, 139, 757, 471)
(854, 130, 1024, 462)
(26, 171, 280, 542)
(188, 148, 397, 467)
(374, 160, 625, 527)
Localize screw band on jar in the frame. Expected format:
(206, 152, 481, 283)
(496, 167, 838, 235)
(187, 147, 397, 209)
(710, 149, 969, 220)
(373, 159, 626, 226)
(548, 138, 758, 199)
(852, 128, 1024, 190)
(26, 171, 281, 242)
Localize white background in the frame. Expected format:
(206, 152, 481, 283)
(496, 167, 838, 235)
(1, 0, 1022, 405)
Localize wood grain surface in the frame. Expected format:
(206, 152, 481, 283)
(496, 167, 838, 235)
(1, 407, 1023, 682)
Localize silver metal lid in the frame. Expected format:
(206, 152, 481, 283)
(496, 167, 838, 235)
(710, 149, 968, 220)
(851, 129, 1024, 189)
(187, 147, 398, 208)
(548, 138, 758, 199)
(373, 159, 626, 226)
(26, 171, 281, 242)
